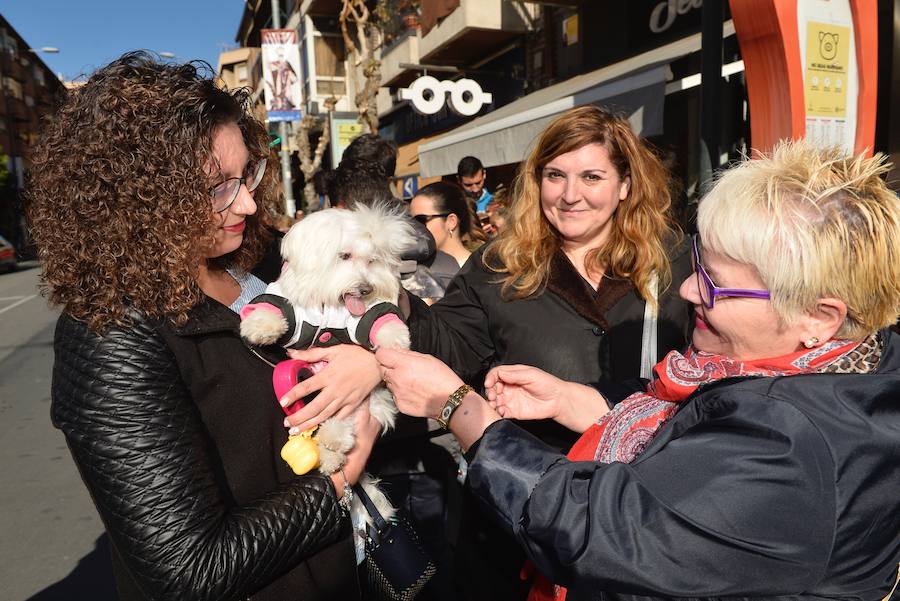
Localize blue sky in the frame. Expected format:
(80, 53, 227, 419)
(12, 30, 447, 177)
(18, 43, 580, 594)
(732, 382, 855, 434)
(1, 1, 248, 81)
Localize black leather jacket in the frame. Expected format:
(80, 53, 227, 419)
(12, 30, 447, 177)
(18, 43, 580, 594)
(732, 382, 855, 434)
(51, 304, 358, 601)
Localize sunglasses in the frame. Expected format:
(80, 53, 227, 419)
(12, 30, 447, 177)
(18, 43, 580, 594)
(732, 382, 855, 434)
(412, 213, 450, 225)
(209, 158, 267, 213)
(691, 234, 771, 309)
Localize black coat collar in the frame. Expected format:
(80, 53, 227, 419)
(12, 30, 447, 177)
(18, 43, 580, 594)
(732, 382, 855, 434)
(545, 250, 633, 331)
(171, 297, 240, 336)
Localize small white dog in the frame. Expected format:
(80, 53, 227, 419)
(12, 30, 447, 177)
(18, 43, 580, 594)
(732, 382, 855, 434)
(240, 203, 415, 526)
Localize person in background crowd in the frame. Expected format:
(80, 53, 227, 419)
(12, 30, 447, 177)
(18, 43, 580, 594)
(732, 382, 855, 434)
(411, 181, 488, 282)
(458, 155, 494, 214)
(27, 52, 379, 601)
(379, 140, 900, 601)
(312, 168, 331, 209)
(273, 213, 295, 233)
(488, 204, 509, 235)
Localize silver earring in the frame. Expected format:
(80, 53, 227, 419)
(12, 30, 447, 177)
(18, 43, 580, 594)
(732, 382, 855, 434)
(803, 336, 819, 349)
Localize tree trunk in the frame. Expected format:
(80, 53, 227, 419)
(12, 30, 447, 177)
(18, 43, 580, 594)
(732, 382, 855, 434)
(294, 97, 337, 213)
(340, 0, 383, 134)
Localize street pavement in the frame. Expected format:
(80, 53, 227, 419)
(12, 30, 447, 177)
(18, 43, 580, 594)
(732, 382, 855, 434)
(0, 264, 116, 600)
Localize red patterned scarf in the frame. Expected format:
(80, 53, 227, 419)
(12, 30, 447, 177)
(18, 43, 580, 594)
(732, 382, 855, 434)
(527, 338, 862, 601)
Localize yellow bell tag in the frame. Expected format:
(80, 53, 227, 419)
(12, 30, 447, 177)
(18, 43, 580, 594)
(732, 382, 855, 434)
(281, 429, 320, 475)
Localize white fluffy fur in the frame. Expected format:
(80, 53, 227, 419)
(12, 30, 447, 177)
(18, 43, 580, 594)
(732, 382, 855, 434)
(265, 204, 415, 527)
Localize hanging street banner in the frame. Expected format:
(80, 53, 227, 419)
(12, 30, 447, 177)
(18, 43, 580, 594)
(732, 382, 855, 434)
(261, 29, 303, 122)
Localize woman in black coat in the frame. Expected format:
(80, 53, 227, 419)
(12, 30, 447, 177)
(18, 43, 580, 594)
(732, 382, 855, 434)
(378, 141, 900, 601)
(28, 53, 381, 601)
(405, 106, 692, 452)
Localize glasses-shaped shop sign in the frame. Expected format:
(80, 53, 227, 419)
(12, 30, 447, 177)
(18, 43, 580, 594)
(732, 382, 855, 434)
(399, 75, 493, 117)
(691, 234, 771, 309)
(209, 158, 268, 213)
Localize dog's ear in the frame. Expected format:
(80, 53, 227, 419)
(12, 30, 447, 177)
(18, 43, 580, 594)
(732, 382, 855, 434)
(384, 214, 418, 260)
(280, 209, 346, 269)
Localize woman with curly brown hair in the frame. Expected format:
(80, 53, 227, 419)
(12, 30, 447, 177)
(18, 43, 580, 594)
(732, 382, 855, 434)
(27, 52, 379, 600)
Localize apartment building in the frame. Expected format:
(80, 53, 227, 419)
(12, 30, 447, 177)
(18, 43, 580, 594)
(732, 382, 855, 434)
(0, 14, 64, 253)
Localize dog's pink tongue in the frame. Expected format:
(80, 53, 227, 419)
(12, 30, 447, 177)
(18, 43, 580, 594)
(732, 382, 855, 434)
(343, 294, 367, 317)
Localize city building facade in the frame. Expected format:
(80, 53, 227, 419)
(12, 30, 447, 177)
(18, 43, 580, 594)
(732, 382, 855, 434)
(0, 14, 64, 255)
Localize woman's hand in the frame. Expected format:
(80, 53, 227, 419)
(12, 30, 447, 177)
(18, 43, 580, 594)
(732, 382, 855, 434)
(375, 348, 464, 419)
(485, 364, 610, 434)
(282, 345, 382, 434)
(483, 364, 566, 421)
(377, 347, 500, 451)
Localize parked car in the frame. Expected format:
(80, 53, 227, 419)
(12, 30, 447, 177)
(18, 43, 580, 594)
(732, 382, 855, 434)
(0, 235, 17, 272)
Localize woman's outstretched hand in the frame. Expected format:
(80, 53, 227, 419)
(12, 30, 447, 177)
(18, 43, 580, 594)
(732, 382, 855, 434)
(483, 364, 565, 421)
(282, 345, 382, 434)
(485, 364, 611, 434)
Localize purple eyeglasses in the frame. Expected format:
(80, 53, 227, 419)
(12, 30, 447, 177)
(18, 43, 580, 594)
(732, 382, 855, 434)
(691, 234, 771, 309)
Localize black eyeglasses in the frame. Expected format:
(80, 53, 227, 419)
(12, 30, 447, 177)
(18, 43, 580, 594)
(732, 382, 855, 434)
(209, 158, 267, 213)
(412, 213, 450, 225)
(691, 234, 771, 309)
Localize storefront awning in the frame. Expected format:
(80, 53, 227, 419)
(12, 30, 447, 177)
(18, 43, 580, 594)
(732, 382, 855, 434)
(418, 21, 735, 177)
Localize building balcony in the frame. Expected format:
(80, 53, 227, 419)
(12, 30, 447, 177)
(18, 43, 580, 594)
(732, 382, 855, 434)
(381, 30, 421, 88)
(418, 0, 537, 66)
(299, 0, 343, 17)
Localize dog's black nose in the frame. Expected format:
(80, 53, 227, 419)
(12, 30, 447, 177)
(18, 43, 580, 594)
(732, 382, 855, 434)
(358, 284, 373, 296)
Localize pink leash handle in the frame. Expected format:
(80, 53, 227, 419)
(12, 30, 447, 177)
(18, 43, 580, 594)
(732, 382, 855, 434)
(273, 359, 315, 415)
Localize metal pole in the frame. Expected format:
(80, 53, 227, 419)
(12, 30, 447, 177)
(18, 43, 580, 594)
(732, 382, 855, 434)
(271, 0, 296, 216)
(700, 0, 724, 180)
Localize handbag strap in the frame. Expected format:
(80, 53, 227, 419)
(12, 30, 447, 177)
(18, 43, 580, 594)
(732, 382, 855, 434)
(640, 273, 659, 380)
(353, 484, 390, 538)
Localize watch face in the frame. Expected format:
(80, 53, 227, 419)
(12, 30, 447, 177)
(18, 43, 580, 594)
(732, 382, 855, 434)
(441, 406, 453, 420)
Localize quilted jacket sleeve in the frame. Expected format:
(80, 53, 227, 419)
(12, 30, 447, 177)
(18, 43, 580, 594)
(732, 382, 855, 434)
(51, 313, 346, 601)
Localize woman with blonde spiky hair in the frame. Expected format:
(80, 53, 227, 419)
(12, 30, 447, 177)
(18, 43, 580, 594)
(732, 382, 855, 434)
(379, 139, 900, 601)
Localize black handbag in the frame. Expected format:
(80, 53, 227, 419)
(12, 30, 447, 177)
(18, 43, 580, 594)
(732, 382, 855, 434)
(355, 483, 437, 601)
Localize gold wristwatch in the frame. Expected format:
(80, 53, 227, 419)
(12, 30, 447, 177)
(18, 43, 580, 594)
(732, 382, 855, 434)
(437, 384, 473, 430)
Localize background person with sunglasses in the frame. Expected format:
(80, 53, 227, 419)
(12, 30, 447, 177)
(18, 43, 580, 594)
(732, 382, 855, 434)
(377, 139, 900, 601)
(27, 52, 380, 600)
(410, 181, 489, 281)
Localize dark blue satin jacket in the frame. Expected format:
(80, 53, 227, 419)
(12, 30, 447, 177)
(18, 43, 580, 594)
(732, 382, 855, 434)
(467, 330, 900, 600)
